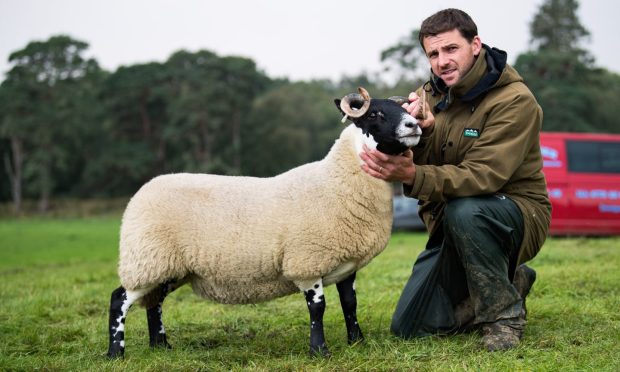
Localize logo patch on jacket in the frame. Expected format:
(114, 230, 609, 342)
(463, 128, 480, 138)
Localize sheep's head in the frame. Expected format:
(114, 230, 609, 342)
(334, 87, 422, 155)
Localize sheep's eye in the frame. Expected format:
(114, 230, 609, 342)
(371, 112, 385, 120)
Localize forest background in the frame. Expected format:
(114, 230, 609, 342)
(1, 0, 619, 215)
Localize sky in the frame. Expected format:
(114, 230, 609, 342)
(0, 0, 617, 83)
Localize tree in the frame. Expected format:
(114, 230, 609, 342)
(242, 81, 341, 177)
(380, 29, 428, 83)
(516, 50, 594, 132)
(515, 0, 620, 133)
(83, 49, 273, 197)
(529, 0, 591, 63)
(164, 50, 271, 175)
(83, 62, 171, 196)
(0, 35, 102, 212)
(0, 83, 26, 213)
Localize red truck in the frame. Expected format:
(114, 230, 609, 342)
(540, 132, 620, 235)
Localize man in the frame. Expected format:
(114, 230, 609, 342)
(360, 8, 551, 351)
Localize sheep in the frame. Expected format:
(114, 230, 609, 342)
(106, 87, 422, 359)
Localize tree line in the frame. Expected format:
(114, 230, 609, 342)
(0, 37, 418, 213)
(1, 0, 618, 214)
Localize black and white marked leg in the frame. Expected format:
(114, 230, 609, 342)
(336, 272, 364, 344)
(146, 280, 179, 349)
(106, 286, 148, 359)
(300, 279, 330, 357)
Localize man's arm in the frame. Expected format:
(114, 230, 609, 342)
(410, 92, 543, 202)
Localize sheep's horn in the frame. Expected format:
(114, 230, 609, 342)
(339, 87, 371, 118)
(358, 87, 370, 101)
(388, 96, 408, 106)
(389, 95, 426, 119)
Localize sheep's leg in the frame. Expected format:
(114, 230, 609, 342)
(336, 271, 364, 344)
(300, 279, 331, 357)
(106, 286, 149, 358)
(146, 280, 181, 349)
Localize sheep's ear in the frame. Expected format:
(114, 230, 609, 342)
(335, 98, 352, 123)
(334, 99, 343, 114)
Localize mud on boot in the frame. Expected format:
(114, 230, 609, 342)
(513, 264, 536, 318)
(481, 318, 525, 352)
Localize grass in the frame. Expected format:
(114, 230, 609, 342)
(0, 217, 619, 371)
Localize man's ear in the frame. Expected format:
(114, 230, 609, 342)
(472, 35, 482, 56)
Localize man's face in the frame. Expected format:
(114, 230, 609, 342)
(422, 29, 482, 87)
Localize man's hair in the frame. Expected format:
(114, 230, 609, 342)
(418, 8, 478, 50)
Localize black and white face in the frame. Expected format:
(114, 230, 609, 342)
(347, 99, 421, 155)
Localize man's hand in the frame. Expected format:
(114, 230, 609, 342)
(359, 90, 432, 185)
(403, 92, 435, 133)
(360, 144, 416, 185)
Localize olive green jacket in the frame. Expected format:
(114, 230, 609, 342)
(405, 46, 551, 265)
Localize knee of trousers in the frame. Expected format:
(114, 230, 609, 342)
(444, 197, 484, 233)
(444, 196, 517, 260)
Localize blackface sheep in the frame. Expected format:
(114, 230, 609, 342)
(106, 88, 421, 358)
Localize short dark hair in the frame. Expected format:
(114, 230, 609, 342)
(418, 8, 478, 50)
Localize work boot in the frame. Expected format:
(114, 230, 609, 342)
(481, 265, 533, 352)
(481, 318, 524, 352)
(513, 264, 537, 318)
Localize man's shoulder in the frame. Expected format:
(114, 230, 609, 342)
(488, 66, 538, 104)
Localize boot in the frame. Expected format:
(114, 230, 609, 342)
(513, 264, 536, 318)
(481, 265, 535, 351)
(481, 318, 525, 351)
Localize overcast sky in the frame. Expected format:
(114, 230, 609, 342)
(1, 0, 617, 82)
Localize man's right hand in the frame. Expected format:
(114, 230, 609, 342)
(403, 92, 435, 133)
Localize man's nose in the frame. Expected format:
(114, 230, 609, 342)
(437, 52, 449, 66)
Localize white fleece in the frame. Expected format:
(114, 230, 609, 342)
(118, 124, 393, 304)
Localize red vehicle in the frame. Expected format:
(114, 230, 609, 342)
(540, 132, 620, 235)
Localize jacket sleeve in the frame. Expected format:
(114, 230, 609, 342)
(407, 90, 543, 202)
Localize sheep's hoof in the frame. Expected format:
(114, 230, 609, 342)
(347, 329, 365, 345)
(309, 344, 331, 358)
(150, 335, 172, 349)
(106, 347, 124, 359)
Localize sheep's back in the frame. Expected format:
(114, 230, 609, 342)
(118, 172, 288, 290)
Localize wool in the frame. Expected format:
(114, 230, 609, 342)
(118, 124, 393, 305)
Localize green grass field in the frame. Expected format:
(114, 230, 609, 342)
(1, 217, 619, 371)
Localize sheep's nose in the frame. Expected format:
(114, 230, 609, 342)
(404, 121, 416, 128)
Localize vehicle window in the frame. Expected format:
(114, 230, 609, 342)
(567, 140, 620, 174)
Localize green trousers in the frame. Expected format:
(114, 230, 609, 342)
(391, 194, 525, 338)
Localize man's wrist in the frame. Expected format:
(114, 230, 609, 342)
(402, 166, 416, 186)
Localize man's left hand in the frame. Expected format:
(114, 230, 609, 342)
(359, 144, 416, 185)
